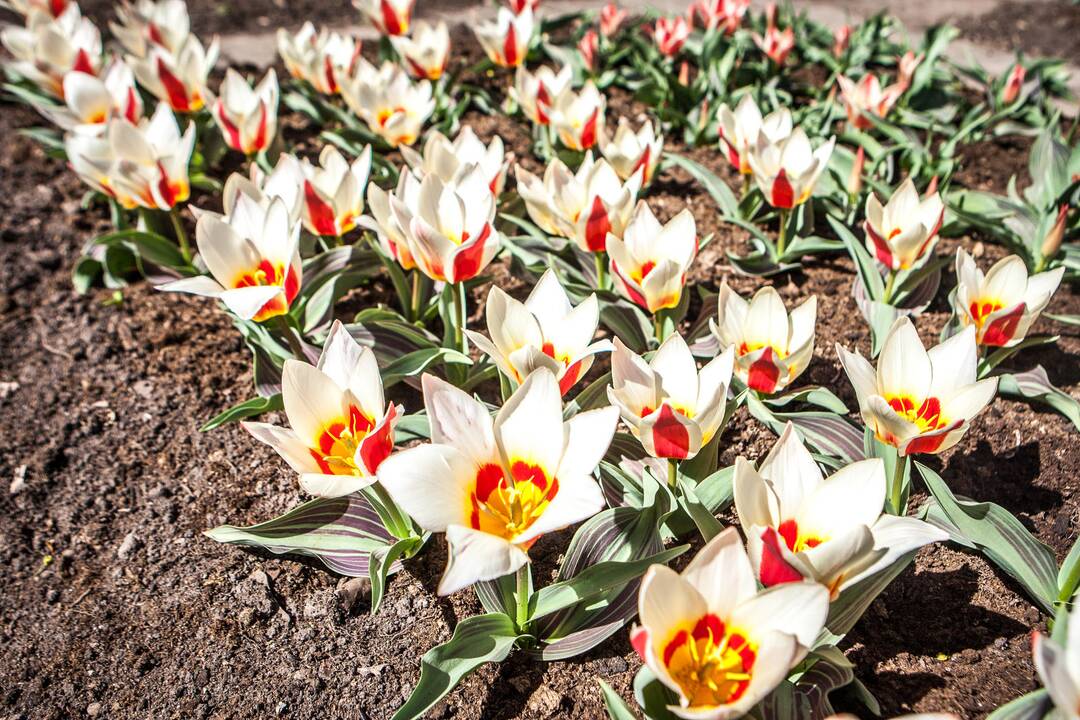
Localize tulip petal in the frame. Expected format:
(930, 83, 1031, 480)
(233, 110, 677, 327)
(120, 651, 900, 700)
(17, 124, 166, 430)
(682, 528, 758, 619)
(378, 443, 475, 532)
(440, 524, 529, 595)
(242, 421, 321, 474)
(729, 581, 829, 649)
(298, 472, 376, 498)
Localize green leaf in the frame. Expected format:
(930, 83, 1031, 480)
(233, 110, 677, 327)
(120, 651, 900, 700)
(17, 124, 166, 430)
(369, 536, 424, 614)
(918, 463, 1058, 613)
(662, 152, 740, 215)
(1057, 535, 1080, 607)
(765, 386, 848, 414)
(997, 365, 1080, 432)
(599, 680, 638, 720)
(985, 689, 1052, 720)
(200, 394, 283, 431)
(382, 347, 471, 387)
(829, 215, 884, 299)
(72, 255, 102, 294)
(392, 613, 526, 720)
(1044, 313, 1080, 327)
(93, 229, 190, 271)
(531, 545, 688, 620)
(205, 494, 396, 577)
(677, 477, 724, 542)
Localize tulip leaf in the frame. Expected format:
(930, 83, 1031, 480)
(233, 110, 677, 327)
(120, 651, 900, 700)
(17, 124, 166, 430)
(200, 393, 283, 431)
(676, 476, 724, 543)
(205, 493, 397, 578)
(829, 215, 885, 300)
(917, 463, 1058, 613)
(978, 335, 1060, 376)
(599, 680, 638, 720)
(1057, 536, 1080, 608)
(632, 667, 679, 720)
(747, 395, 866, 466)
(1044, 312, 1080, 327)
(72, 255, 102, 295)
(826, 551, 915, 636)
(662, 152, 740, 216)
(391, 613, 526, 720)
(765, 386, 849, 414)
(996, 365, 1080, 432)
(530, 545, 688, 621)
(369, 535, 425, 615)
(985, 690, 1052, 720)
(381, 348, 472, 388)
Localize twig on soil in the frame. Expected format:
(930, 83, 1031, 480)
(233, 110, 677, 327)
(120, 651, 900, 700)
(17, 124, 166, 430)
(67, 587, 92, 608)
(34, 316, 73, 360)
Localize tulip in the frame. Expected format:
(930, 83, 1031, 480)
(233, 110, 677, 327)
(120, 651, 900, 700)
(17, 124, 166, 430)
(599, 2, 628, 36)
(837, 317, 998, 456)
(465, 269, 611, 395)
(507, 0, 539, 12)
(836, 74, 904, 131)
(362, 168, 421, 270)
(158, 193, 301, 322)
(654, 16, 689, 57)
(354, 0, 414, 35)
(694, 0, 749, 34)
(64, 133, 117, 202)
(608, 334, 735, 460)
(896, 51, 923, 91)
(389, 19, 450, 80)
(378, 370, 618, 594)
(953, 249, 1064, 348)
(220, 153, 305, 225)
(549, 80, 606, 151)
(294, 145, 371, 238)
(390, 163, 502, 284)
(599, 117, 663, 185)
(608, 202, 697, 315)
(712, 283, 816, 395)
(211, 68, 278, 156)
(510, 64, 572, 126)
(735, 423, 947, 594)
(129, 34, 219, 113)
(475, 7, 533, 68)
(1042, 205, 1068, 261)
(5, 0, 69, 18)
(578, 29, 598, 72)
(341, 59, 434, 147)
(276, 23, 360, 95)
(399, 125, 512, 197)
(630, 528, 829, 718)
(1, 5, 102, 98)
(863, 178, 944, 272)
(833, 24, 851, 58)
(101, 103, 194, 210)
(515, 152, 640, 253)
(847, 145, 865, 198)
(37, 58, 142, 131)
(1033, 608, 1080, 720)
(109, 0, 190, 57)
(242, 321, 400, 497)
(1000, 64, 1026, 105)
(717, 96, 792, 176)
(748, 127, 835, 210)
(752, 25, 794, 66)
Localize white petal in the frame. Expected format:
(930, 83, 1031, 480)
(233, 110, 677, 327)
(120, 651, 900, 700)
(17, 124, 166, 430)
(439, 525, 529, 595)
(377, 444, 475, 531)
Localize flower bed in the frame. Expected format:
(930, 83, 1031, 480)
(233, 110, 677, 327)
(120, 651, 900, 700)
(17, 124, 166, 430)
(1, 1, 1079, 718)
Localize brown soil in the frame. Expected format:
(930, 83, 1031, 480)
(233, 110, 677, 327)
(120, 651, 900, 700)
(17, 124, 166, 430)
(2, 19, 1080, 720)
(954, 0, 1080, 68)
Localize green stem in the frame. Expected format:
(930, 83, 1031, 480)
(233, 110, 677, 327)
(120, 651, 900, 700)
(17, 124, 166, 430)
(451, 282, 466, 354)
(409, 270, 422, 323)
(888, 453, 908, 516)
(653, 310, 666, 345)
(741, 172, 751, 199)
(514, 564, 531, 632)
(593, 251, 608, 291)
(169, 208, 192, 264)
(275, 314, 306, 360)
(883, 269, 898, 304)
(776, 208, 788, 258)
(667, 459, 679, 490)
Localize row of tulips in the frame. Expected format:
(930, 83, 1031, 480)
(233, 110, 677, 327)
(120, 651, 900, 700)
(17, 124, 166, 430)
(3, 0, 1078, 718)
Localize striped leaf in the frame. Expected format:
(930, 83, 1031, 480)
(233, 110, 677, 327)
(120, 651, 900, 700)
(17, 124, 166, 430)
(205, 494, 396, 577)
(748, 395, 865, 465)
(918, 463, 1058, 613)
(998, 365, 1080, 432)
(826, 552, 915, 636)
(986, 690, 1052, 720)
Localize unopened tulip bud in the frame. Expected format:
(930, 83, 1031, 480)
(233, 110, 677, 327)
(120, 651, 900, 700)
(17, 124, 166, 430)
(1001, 64, 1026, 105)
(578, 29, 598, 71)
(678, 60, 690, 86)
(833, 24, 851, 58)
(765, 2, 777, 28)
(847, 145, 865, 197)
(924, 175, 939, 198)
(1042, 205, 1068, 260)
(599, 2, 628, 37)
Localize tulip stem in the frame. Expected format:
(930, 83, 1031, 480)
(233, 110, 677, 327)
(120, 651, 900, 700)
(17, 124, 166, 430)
(776, 208, 788, 258)
(514, 564, 531, 632)
(451, 282, 467, 354)
(653, 311, 666, 345)
(169, 208, 192, 264)
(275, 314, 306, 361)
(883, 269, 898, 304)
(593, 252, 608, 291)
(741, 173, 751, 199)
(409, 270, 422, 323)
(888, 453, 908, 515)
(667, 459, 679, 490)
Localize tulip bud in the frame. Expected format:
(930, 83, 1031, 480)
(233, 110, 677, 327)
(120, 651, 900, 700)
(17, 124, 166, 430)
(847, 145, 865, 197)
(897, 51, 922, 91)
(653, 16, 689, 57)
(678, 61, 690, 86)
(765, 3, 778, 28)
(578, 29, 598, 71)
(599, 2, 627, 37)
(1001, 64, 1026, 105)
(833, 24, 851, 58)
(1042, 205, 1068, 260)
(924, 175, 939, 198)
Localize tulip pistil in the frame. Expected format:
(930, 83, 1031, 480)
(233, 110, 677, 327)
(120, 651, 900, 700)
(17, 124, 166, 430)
(665, 614, 757, 707)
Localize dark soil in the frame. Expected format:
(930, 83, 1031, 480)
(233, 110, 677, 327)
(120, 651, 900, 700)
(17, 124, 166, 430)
(2, 15, 1079, 720)
(955, 0, 1080, 67)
